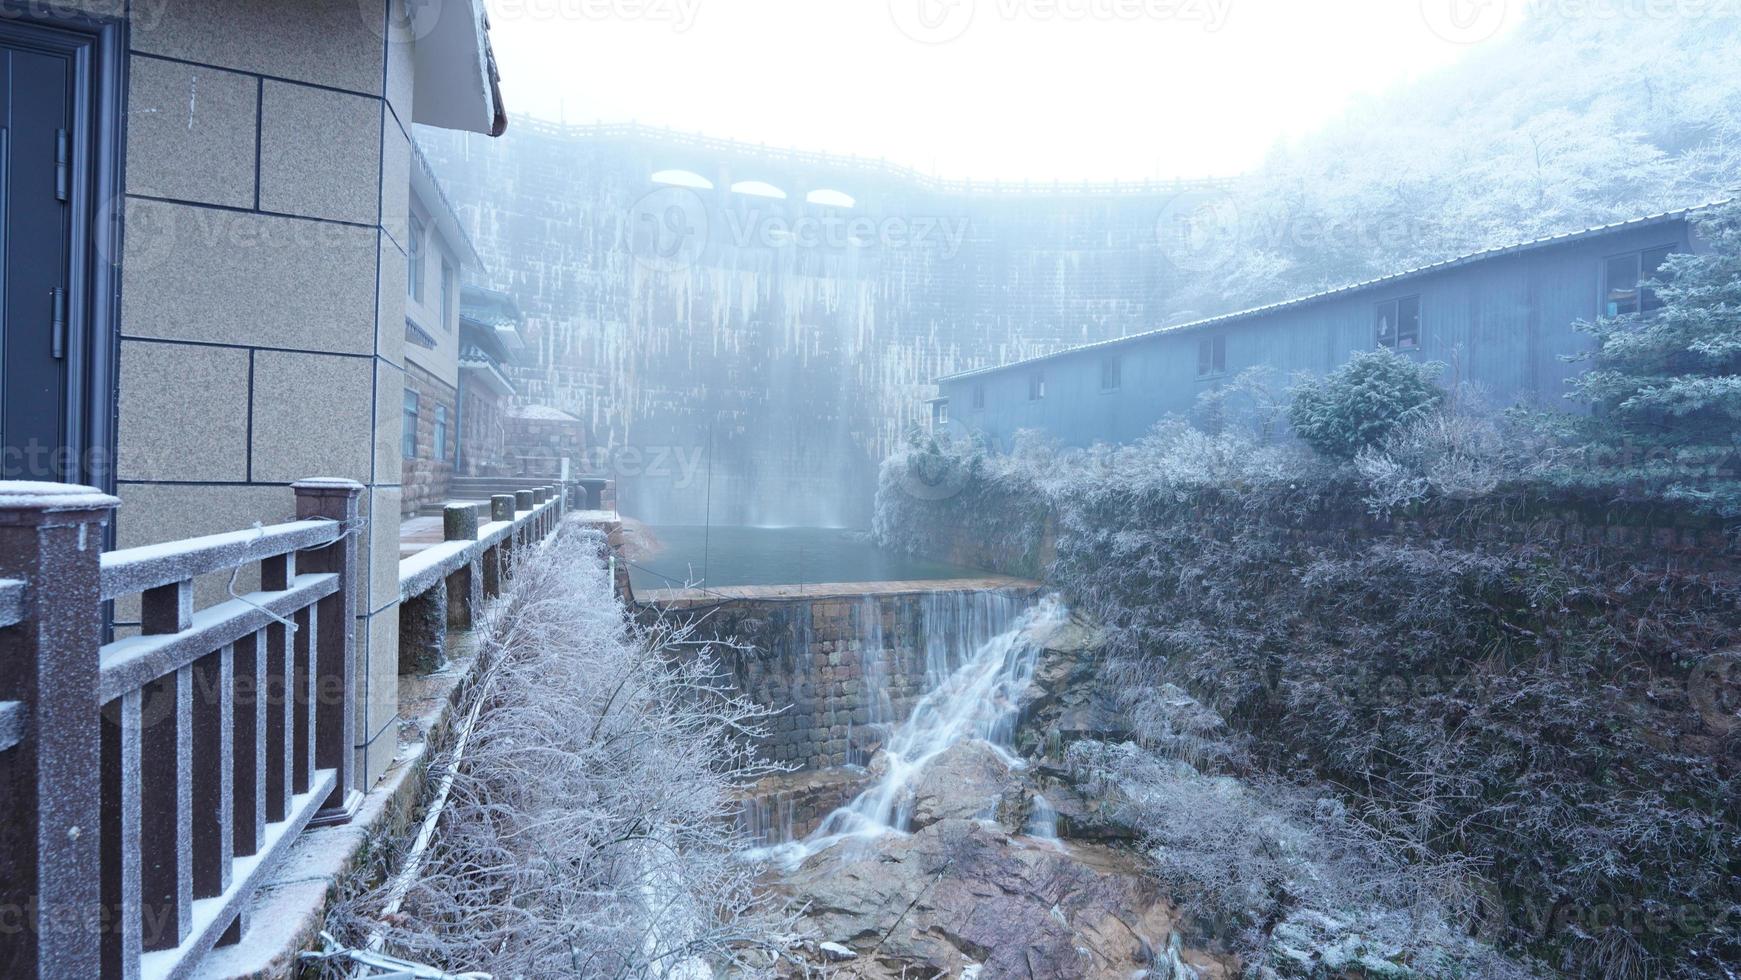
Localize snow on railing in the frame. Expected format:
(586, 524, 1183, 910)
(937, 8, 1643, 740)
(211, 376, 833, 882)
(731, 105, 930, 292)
(0, 478, 362, 979)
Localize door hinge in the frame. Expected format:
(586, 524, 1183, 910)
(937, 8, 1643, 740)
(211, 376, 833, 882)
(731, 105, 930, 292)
(50, 287, 67, 359)
(55, 129, 70, 202)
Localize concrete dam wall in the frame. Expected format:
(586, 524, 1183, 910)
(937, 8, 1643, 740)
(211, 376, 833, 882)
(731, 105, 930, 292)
(417, 122, 1231, 525)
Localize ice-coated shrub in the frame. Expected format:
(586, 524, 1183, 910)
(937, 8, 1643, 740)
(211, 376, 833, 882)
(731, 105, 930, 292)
(1289, 348, 1445, 459)
(323, 522, 794, 975)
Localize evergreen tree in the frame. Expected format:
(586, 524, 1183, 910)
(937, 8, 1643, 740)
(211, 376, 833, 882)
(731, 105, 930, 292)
(1561, 200, 1741, 512)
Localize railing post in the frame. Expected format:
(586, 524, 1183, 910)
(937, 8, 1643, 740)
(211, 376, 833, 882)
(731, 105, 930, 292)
(291, 479, 363, 826)
(0, 483, 119, 977)
(443, 505, 481, 632)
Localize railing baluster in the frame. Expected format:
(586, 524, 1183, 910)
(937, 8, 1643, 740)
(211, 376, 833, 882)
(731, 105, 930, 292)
(138, 665, 192, 951)
(100, 689, 142, 980)
(140, 579, 193, 636)
(190, 646, 234, 899)
(294, 605, 314, 795)
(263, 622, 290, 823)
(232, 631, 267, 858)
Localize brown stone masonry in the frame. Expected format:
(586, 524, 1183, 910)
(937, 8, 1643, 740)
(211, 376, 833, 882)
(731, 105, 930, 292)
(402, 362, 458, 516)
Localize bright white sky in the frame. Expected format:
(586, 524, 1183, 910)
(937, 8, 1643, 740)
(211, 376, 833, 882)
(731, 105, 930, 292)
(483, 0, 1523, 181)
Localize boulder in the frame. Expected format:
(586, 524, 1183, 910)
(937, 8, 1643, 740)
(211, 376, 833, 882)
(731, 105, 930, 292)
(782, 818, 1233, 980)
(906, 740, 1018, 831)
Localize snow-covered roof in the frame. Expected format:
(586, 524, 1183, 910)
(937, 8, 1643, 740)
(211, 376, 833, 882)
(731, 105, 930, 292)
(509, 404, 582, 422)
(937, 200, 1731, 385)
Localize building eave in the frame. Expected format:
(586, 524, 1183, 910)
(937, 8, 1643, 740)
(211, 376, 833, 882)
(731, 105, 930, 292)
(412, 0, 507, 137)
(936, 199, 1731, 385)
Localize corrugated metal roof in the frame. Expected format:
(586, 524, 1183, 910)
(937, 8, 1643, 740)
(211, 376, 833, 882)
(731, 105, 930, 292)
(936, 200, 1730, 385)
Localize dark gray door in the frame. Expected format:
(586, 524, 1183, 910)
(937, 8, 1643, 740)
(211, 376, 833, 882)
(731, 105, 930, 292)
(0, 25, 75, 481)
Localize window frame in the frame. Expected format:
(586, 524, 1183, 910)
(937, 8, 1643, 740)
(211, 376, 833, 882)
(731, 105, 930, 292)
(402, 389, 420, 459)
(971, 383, 987, 411)
(433, 403, 448, 460)
(1100, 355, 1122, 393)
(440, 260, 455, 331)
(407, 214, 426, 303)
(1376, 295, 1422, 351)
(1601, 244, 1677, 318)
(1028, 371, 1046, 401)
(1197, 335, 1227, 378)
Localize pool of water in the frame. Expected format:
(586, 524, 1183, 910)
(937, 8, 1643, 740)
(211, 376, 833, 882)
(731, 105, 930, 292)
(625, 525, 988, 591)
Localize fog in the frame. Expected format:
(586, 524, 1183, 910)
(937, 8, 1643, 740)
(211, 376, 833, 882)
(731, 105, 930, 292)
(425, 0, 1740, 526)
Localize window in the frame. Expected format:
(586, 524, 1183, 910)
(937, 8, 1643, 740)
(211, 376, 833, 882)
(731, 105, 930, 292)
(1029, 371, 1046, 401)
(1376, 296, 1421, 350)
(1197, 336, 1227, 377)
(935, 400, 949, 427)
(402, 389, 419, 459)
(1603, 245, 1676, 317)
(407, 214, 426, 302)
(1100, 355, 1122, 392)
(971, 384, 986, 411)
(440, 261, 455, 331)
(434, 404, 448, 460)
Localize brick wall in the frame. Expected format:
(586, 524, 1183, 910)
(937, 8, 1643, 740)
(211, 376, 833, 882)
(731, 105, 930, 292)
(459, 383, 508, 476)
(401, 362, 457, 515)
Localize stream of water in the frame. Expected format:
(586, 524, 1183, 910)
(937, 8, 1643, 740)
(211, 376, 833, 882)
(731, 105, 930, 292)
(753, 595, 1069, 869)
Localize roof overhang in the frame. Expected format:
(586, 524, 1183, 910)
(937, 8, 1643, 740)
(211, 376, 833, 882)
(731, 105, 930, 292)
(460, 356, 517, 397)
(410, 145, 485, 270)
(412, 0, 507, 137)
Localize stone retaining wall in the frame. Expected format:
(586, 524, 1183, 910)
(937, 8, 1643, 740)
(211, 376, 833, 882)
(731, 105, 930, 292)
(672, 588, 1039, 771)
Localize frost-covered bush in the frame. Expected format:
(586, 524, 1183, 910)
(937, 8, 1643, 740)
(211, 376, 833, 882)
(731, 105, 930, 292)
(1067, 739, 1536, 979)
(1054, 485, 1741, 980)
(1289, 349, 1445, 459)
(1353, 390, 1552, 515)
(872, 428, 1055, 576)
(324, 523, 791, 976)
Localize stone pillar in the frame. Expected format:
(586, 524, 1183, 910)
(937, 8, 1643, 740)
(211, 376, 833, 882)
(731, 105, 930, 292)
(291, 478, 363, 823)
(490, 494, 515, 523)
(398, 586, 446, 675)
(443, 504, 481, 631)
(0, 483, 119, 977)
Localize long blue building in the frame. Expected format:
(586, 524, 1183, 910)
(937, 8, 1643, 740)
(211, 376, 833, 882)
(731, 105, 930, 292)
(934, 204, 1722, 449)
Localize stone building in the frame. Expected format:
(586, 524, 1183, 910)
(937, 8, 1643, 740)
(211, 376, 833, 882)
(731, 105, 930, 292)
(457, 285, 526, 477)
(401, 143, 482, 516)
(0, 0, 507, 796)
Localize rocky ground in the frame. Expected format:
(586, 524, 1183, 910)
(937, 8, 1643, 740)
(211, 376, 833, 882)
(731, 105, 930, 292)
(760, 616, 1238, 979)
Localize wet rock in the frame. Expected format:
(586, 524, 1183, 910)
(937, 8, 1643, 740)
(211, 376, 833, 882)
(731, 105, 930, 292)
(781, 818, 1233, 980)
(907, 740, 1018, 830)
(1017, 618, 1133, 757)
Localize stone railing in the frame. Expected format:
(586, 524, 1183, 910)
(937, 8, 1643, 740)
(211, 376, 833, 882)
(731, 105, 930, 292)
(0, 478, 363, 979)
(396, 486, 564, 673)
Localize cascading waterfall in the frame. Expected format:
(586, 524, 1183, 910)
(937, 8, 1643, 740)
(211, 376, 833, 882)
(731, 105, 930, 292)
(755, 594, 1068, 868)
